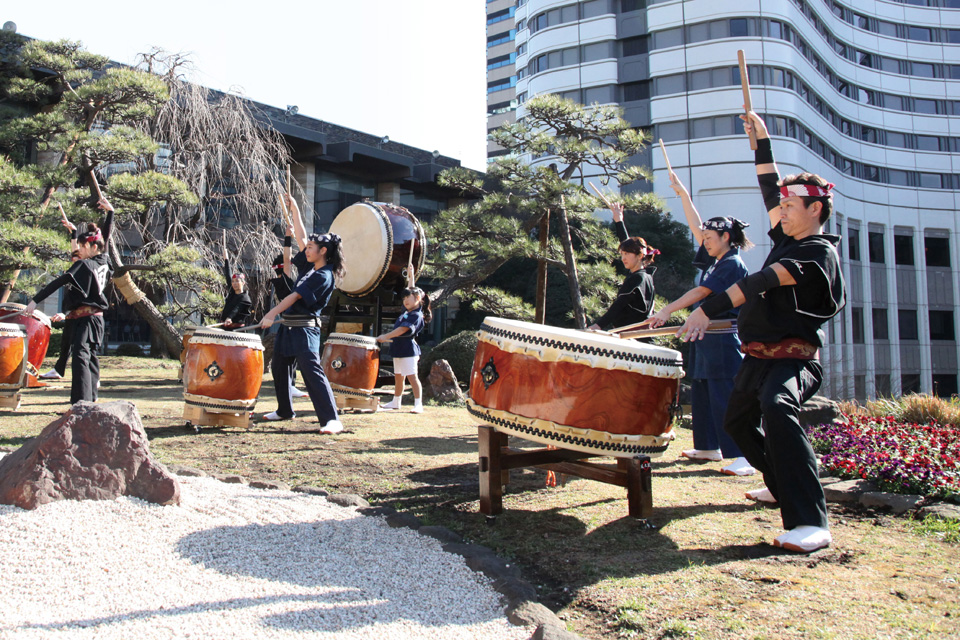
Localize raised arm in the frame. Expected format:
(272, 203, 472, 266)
(741, 111, 781, 228)
(221, 230, 232, 285)
(59, 204, 78, 251)
(668, 172, 704, 246)
(97, 197, 115, 245)
(284, 194, 307, 251)
(283, 222, 294, 279)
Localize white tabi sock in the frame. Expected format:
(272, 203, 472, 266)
(721, 457, 757, 476)
(381, 396, 402, 410)
(745, 487, 777, 503)
(774, 526, 832, 553)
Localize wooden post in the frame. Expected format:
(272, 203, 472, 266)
(535, 211, 549, 324)
(626, 455, 653, 519)
(478, 425, 508, 515)
(738, 50, 758, 150)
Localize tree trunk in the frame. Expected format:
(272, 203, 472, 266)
(108, 244, 183, 359)
(535, 210, 550, 324)
(557, 196, 587, 329)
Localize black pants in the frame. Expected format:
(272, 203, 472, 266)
(54, 318, 76, 376)
(71, 315, 104, 404)
(722, 356, 827, 530)
(272, 327, 337, 424)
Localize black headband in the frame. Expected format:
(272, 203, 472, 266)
(310, 232, 342, 245)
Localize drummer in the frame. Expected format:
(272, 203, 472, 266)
(25, 196, 114, 403)
(39, 211, 83, 381)
(643, 171, 755, 477)
(260, 195, 345, 435)
(587, 200, 658, 331)
(219, 231, 252, 331)
(269, 207, 307, 399)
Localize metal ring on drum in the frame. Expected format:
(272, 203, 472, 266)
(467, 317, 685, 458)
(322, 333, 380, 396)
(328, 201, 426, 298)
(182, 328, 264, 413)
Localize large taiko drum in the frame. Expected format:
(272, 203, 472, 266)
(0, 303, 51, 386)
(182, 328, 264, 414)
(179, 326, 200, 384)
(467, 317, 684, 458)
(329, 201, 426, 297)
(0, 323, 28, 408)
(322, 333, 380, 409)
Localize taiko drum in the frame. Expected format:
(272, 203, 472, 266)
(0, 303, 51, 386)
(467, 317, 685, 458)
(322, 333, 380, 400)
(329, 201, 426, 297)
(183, 328, 264, 413)
(0, 323, 28, 392)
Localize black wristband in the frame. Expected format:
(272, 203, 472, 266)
(70, 229, 78, 239)
(699, 292, 734, 319)
(755, 137, 774, 165)
(283, 236, 292, 247)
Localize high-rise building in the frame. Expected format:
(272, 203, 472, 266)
(486, 0, 520, 159)
(489, 0, 960, 401)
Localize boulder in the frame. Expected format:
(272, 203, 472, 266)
(427, 359, 465, 404)
(0, 401, 180, 510)
(799, 395, 842, 428)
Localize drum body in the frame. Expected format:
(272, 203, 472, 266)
(322, 333, 380, 401)
(0, 303, 51, 385)
(183, 328, 264, 413)
(467, 317, 684, 458)
(329, 201, 426, 297)
(0, 323, 28, 391)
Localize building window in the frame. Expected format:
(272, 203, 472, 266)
(902, 374, 921, 395)
(894, 235, 914, 266)
(933, 375, 958, 398)
(873, 308, 889, 341)
(899, 310, 919, 341)
(868, 230, 885, 263)
(876, 374, 891, 397)
(621, 35, 649, 57)
(621, 80, 650, 102)
(581, 0, 610, 20)
(848, 227, 861, 261)
(929, 310, 956, 341)
(925, 236, 951, 267)
(620, 0, 646, 12)
(851, 307, 865, 344)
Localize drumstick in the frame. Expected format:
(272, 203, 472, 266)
(278, 193, 292, 227)
(587, 182, 614, 209)
(738, 50, 758, 151)
(205, 322, 225, 329)
(286, 165, 292, 195)
(618, 320, 735, 340)
(658, 138, 674, 175)
(0, 309, 24, 320)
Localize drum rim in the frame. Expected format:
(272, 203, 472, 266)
(0, 303, 51, 327)
(466, 401, 675, 458)
(331, 201, 393, 297)
(191, 327, 264, 348)
(0, 323, 28, 335)
(325, 333, 379, 349)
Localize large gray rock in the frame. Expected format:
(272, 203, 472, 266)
(0, 401, 180, 510)
(426, 359, 465, 404)
(823, 479, 880, 503)
(800, 395, 842, 428)
(918, 502, 960, 522)
(860, 492, 923, 514)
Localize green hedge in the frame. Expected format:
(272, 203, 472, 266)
(418, 329, 479, 385)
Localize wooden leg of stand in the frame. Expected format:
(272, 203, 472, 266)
(627, 455, 653, 519)
(478, 425, 506, 516)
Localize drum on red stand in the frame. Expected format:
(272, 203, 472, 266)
(329, 201, 426, 297)
(182, 328, 264, 414)
(0, 303, 51, 387)
(322, 333, 380, 404)
(0, 322, 28, 395)
(467, 317, 684, 458)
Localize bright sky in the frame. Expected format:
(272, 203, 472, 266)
(5, 1, 489, 170)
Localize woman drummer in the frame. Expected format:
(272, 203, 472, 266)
(218, 231, 252, 330)
(25, 197, 114, 403)
(40, 210, 82, 381)
(587, 201, 658, 331)
(644, 171, 755, 476)
(260, 196, 345, 435)
(268, 200, 308, 398)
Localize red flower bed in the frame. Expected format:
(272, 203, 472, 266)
(808, 415, 960, 501)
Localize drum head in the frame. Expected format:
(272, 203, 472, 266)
(329, 202, 391, 297)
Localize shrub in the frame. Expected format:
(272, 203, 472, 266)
(418, 329, 479, 384)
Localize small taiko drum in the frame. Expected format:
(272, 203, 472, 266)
(0, 323, 28, 409)
(467, 317, 684, 458)
(322, 333, 380, 411)
(182, 328, 264, 414)
(329, 201, 426, 297)
(0, 303, 51, 386)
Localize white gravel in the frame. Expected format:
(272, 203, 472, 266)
(0, 466, 530, 640)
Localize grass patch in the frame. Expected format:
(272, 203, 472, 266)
(909, 514, 960, 544)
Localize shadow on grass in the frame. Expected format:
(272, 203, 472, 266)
(358, 435, 479, 456)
